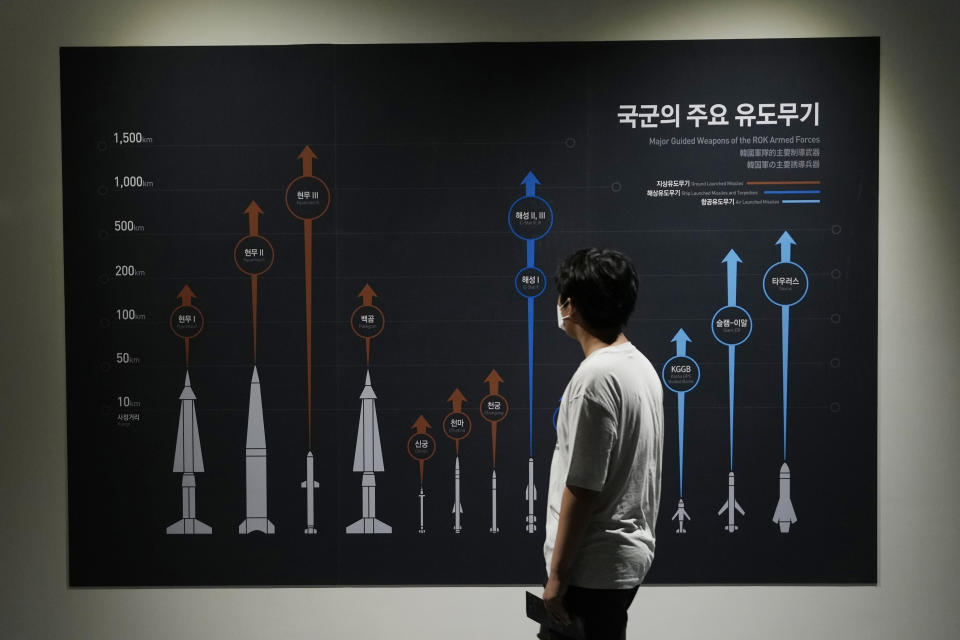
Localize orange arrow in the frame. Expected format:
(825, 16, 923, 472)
(177, 285, 196, 307)
(411, 415, 432, 483)
(243, 201, 264, 362)
(174, 285, 198, 366)
(356, 284, 381, 366)
(484, 369, 504, 394)
(358, 283, 378, 306)
(304, 217, 313, 448)
(299, 145, 317, 177)
(447, 388, 466, 413)
(244, 200, 264, 237)
(412, 415, 431, 434)
(292, 145, 321, 449)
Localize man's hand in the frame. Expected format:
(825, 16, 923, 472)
(544, 484, 596, 627)
(543, 573, 571, 625)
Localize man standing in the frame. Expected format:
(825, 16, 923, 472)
(542, 248, 664, 640)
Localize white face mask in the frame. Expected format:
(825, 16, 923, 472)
(557, 299, 571, 330)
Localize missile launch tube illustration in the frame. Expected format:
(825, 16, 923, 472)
(302, 451, 319, 534)
(672, 498, 691, 534)
(346, 371, 391, 534)
(167, 372, 212, 535)
(717, 471, 745, 532)
(452, 456, 463, 533)
(490, 470, 499, 533)
(772, 462, 797, 533)
(239, 366, 275, 534)
(525, 456, 537, 533)
(418, 485, 426, 534)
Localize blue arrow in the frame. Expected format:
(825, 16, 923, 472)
(671, 328, 690, 356)
(728, 345, 735, 470)
(678, 390, 686, 496)
(672, 329, 692, 495)
(517, 173, 542, 458)
(721, 251, 741, 470)
(522, 171, 540, 198)
(723, 250, 741, 307)
(781, 306, 789, 460)
(777, 231, 795, 263)
(525, 236, 536, 453)
(775, 231, 797, 460)
(528, 295, 534, 456)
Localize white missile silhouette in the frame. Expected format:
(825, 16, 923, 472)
(167, 372, 212, 535)
(346, 371, 391, 534)
(302, 451, 319, 534)
(672, 498, 691, 533)
(452, 456, 463, 533)
(717, 471, 745, 532)
(490, 470, 499, 533)
(525, 457, 537, 533)
(418, 485, 426, 534)
(239, 367, 275, 534)
(772, 462, 797, 533)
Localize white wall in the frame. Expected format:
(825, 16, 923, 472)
(1, 1, 957, 638)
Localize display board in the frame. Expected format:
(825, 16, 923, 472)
(61, 38, 878, 586)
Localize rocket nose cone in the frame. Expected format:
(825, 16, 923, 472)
(251, 366, 260, 384)
(728, 471, 735, 479)
(179, 372, 198, 400)
(780, 462, 790, 473)
(678, 498, 685, 507)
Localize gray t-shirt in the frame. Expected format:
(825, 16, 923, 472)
(543, 341, 664, 589)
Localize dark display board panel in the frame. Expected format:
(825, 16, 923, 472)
(61, 38, 878, 586)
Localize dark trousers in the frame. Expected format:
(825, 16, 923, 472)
(538, 584, 640, 640)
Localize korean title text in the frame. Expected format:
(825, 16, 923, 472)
(618, 102, 819, 129)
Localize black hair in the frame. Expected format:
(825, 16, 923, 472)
(555, 248, 638, 343)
